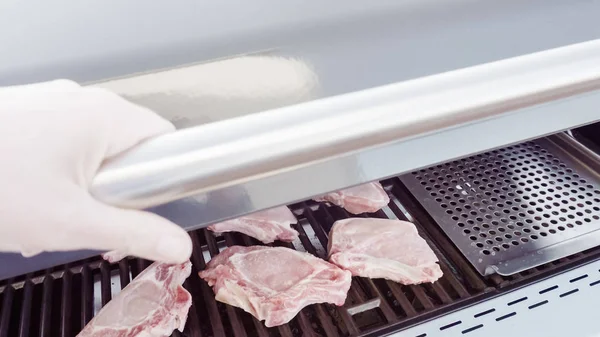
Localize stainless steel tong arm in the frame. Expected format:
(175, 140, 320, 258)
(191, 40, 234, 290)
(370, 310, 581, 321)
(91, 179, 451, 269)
(91, 39, 600, 209)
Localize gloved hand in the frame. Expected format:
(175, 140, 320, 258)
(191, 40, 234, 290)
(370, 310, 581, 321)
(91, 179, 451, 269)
(0, 80, 192, 263)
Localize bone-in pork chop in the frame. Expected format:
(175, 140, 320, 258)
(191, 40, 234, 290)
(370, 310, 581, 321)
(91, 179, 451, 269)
(328, 218, 443, 284)
(77, 261, 192, 337)
(314, 182, 390, 214)
(208, 206, 299, 243)
(199, 246, 352, 327)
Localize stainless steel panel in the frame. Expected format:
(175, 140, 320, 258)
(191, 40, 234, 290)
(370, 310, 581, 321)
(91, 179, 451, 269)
(2, 0, 600, 103)
(90, 40, 600, 211)
(401, 138, 600, 276)
(400, 259, 600, 337)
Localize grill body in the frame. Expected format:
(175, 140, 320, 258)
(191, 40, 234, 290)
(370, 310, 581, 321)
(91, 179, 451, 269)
(3, 136, 600, 336)
(2, 1, 600, 336)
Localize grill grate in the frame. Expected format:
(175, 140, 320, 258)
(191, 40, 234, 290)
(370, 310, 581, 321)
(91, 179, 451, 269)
(2, 138, 600, 336)
(401, 138, 600, 276)
(0, 180, 491, 337)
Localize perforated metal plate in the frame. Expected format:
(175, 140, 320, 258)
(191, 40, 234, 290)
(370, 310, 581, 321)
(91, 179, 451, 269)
(401, 138, 600, 276)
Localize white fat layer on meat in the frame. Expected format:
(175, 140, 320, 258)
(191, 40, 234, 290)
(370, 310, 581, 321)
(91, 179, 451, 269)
(216, 280, 259, 317)
(332, 253, 440, 283)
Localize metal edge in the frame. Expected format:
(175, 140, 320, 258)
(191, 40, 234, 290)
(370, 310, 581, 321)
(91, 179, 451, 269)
(547, 133, 600, 177)
(489, 229, 600, 276)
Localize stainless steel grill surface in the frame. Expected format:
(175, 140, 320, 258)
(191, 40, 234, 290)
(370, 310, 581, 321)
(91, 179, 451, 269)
(401, 138, 600, 276)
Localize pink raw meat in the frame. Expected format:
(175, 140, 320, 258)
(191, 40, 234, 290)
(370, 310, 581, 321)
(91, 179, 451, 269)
(77, 261, 192, 337)
(314, 182, 390, 214)
(199, 246, 352, 327)
(208, 206, 299, 243)
(328, 218, 443, 284)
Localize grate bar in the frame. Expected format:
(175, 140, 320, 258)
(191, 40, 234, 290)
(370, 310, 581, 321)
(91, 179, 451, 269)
(118, 260, 131, 288)
(99, 262, 112, 306)
(437, 263, 470, 299)
(362, 279, 398, 323)
(80, 265, 93, 327)
(314, 304, 340, 337)
(386, 280, 417, 317)
(349, 280, 368, 305)
(204, 231, 221, 258)
(209, 233, 249, 337)
(181, 280, 203, 337)
(39, 275, 53, 337)
(240, 234, 257, 247)
(409, 286, 434, 311)
(128, 259, 142, 279)
(292, 214, 348, 336)
(430, 282, 452, 304)
(304, 207, 333, 251)
(250, 317, 270, 337)
(191, 231, 226, 337)
(139, 259, 152, 272)
(17, 279, 33, 337)
(60, 270, 72, 337)
(300, 206, 361, 335)
(294, 214, 324, 257)
(227, 307, 248, 337)
(0, 284, 13, 337)
(278, 324, 294, 337)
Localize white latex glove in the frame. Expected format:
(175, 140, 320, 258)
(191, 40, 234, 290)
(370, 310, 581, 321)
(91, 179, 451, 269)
(0, 80, 192, 263)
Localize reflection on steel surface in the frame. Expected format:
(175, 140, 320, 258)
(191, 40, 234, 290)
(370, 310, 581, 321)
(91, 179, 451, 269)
(91, 39, 600, 211)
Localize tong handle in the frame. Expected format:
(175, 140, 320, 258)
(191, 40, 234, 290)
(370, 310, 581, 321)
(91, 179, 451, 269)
(91, 39, 600, 209)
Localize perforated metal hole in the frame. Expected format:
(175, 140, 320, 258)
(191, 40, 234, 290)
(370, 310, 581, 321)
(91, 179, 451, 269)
(404, 139, 600, 275)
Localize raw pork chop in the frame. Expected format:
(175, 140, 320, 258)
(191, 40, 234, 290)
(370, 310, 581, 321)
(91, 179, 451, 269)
(208, 206, 299, 243)
(314, 182, 390, 214)
(199, 246, 352, 327)
(328, 218, 443, 284)
(77, 261, 192, 337)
